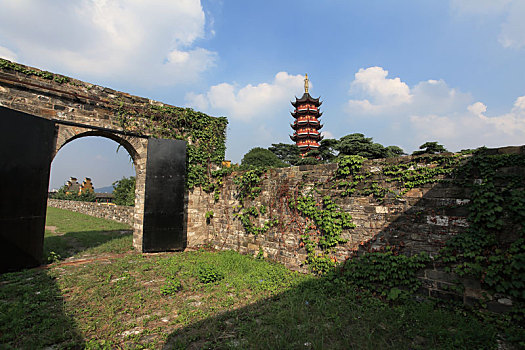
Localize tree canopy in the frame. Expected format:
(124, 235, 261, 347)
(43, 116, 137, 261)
(112, 176, 136, 206)
(241, 147, 287, 168)
(53, 185, 95, 202)
(268, 143, 302, 166)
(412, 142, 448, 155)
(267, 133, 406, 166)
(335, 133, 404, 159)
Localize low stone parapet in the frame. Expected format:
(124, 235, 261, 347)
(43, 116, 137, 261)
(47, 198, 133, 227)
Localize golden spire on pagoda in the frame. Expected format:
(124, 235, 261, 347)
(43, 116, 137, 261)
(304, 73, 309, 93)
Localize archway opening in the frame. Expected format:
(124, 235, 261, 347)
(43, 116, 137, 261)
(46, 136, 136, 262)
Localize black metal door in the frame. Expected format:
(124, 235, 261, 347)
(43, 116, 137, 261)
(142, 138, 186, 252)
(0, 106, 56, 272)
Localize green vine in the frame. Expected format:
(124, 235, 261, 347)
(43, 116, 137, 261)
(340, 248, 430, 298)
(289, 195, 355, 273)
(335, 154, 461, 200)
(234, 206, 278, 236)
(233, 168, 264, 204)
(116, 103, 228, 190)
(0, 58, 70, 84)
(439, 151, 525, 313)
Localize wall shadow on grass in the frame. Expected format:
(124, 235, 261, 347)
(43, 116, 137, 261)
(167, 147, 524, 349)
(161, 274, 498, 350)
(0, 269, 85, 348)
(43, 229, 133, 262)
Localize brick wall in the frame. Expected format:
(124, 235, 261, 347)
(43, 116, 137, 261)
(48, 199, 133, 227)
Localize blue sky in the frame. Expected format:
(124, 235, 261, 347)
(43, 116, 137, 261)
(0, 0, 524, 189)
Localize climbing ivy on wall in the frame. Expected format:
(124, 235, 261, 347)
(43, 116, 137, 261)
(0, 58, 228, 190)
(116, 103, 227, 189)
(335, 153, 462, 200)
(440, 150, 525, 310)
(0, 58, 70, 84)
(289, 194, 355, 274)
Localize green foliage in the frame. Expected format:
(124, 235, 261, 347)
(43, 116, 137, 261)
(335, 133, 403, 159)
(335, 155, 365, 178)
(412, 141, 448, 155)
(440, 151, 525, 307)
(340, 248, 430, 295)
(116, 104, 227, 190)
(233, 168, 264, 204)
(317, 138, 340, 162)
(234, 206, 278, 236)
(160, 276, 183, 295)
(290, 194, 355, 273)
(53, 184, 96, 202)
(112, 176, 135, 206)
(385, 145, 405, 157)
(203, 166, 238, 202)
(241, 147, 287, 168)
(43, 207, 131, 262)
(334, 154, 460, 200)
(46, 251, 62, 264)
(295, 154, 322, 165)
(268, 143, 302, 165)
(334, 155, 367, 196)
(197, 265, 224, 284)
(0, 58, 70, 84)
(256, 247, 265, 260)
(382, 154, 459, 191)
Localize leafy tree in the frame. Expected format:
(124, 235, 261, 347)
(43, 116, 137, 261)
(268, 143, 302, 165)
(241, 147, 287, 169)
(334, 133, 405, 159)
(113, 176, 136, 206)
(53, 184, 96, 202)
(317, 138, 339, 162)
(335, 133, 388, 159)
(385, 145, 405, 158)
(412, 142, 448, 155)
(295, 152, 322, 165)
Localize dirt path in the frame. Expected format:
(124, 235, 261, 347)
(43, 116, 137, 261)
(44, 225, 60, 234)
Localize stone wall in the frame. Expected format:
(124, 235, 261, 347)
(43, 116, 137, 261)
(186, 146, 524, 308)
(0, 58, 221, 250)
(48, 199, 133, 227)
(187, 162, 470, 269)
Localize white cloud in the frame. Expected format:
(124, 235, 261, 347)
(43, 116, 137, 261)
(450, 0, 511, 15)
(0, 0, 216, 85)
(346, 66, 525, 152)
(498, 1, 525, 49)
(410, 97, 525, 148)
(347, 67, 470, 116)
(0, 46, 17, 61)
(451, 0, 525, 49)
(321, 130, 334, 139)
(185, 72, 305, 121)
(347, 67, 412, 112)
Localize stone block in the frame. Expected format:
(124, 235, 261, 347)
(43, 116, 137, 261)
(425, 269, 459, 283)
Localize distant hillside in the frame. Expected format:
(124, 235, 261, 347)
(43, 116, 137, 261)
(95, 186, 114, 193)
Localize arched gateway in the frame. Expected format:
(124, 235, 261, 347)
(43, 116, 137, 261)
(0, 62, 194, 272)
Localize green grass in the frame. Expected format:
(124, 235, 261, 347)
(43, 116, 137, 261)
(43, 207, 132, 262)
(0, 207, 522, 349)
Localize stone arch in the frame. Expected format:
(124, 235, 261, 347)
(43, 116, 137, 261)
(53, 124, 149, 250)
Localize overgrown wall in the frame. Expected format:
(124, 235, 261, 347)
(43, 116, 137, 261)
(187, 163, 469, 267)
(48, 199, 133, 226)
(186, 146, 524, 310)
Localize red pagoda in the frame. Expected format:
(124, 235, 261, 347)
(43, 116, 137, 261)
(290, 74, 323, 157)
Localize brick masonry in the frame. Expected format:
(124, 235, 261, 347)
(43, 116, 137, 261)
(48, 199, 134, 227)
